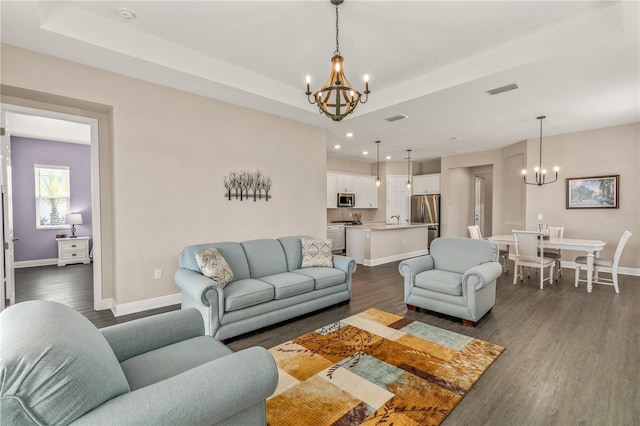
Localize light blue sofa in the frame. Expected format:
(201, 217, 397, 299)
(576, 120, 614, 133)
(0, 300, 278, 426)
(399, 237, 502, 326)
(175, 236, 357, 340)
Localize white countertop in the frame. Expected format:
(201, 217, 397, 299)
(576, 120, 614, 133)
(346, 223, 436, 231)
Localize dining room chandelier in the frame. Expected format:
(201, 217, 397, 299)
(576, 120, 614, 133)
(522, 115, 559, 186)
(305, 0, 370, 121)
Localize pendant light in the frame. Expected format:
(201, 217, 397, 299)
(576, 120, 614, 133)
(375, 140, 381, 187)
(521, 115, 559, 186)
(305, 0, 371, 121)
(406, 149, 412, 189)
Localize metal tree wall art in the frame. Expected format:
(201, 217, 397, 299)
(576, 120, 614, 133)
(223, 171, 272, 201)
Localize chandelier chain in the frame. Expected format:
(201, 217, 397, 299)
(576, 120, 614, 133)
(334, 3, 340, 56)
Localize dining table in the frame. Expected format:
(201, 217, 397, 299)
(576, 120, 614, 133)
(487, 234, 606, 292)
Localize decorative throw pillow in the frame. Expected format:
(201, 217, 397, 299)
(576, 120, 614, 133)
(194, 247, 234, 286)
(301, 238, 334, 268)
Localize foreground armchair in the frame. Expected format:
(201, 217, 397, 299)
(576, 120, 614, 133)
(0, 301, 278, 426)
(399, 237, 502, 326)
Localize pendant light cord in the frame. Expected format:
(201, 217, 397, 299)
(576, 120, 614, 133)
(539, 116, 543, 170)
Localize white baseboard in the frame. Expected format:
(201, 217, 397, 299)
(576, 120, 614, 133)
(111, 293, 181, 317)
(364, 249, 428, 267)
(98, 298, 113, 311)
(14, 259, 57, 268)
(561, 261, 640, 277)
(507, 255, 640, 277)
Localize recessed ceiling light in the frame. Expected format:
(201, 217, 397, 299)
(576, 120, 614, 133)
(363, 151, 368, 155)
(346, 132, 353, 138)
(334, 144, 341, 149)
(118, 7, 136, 19)
(386, 156, 391, 160)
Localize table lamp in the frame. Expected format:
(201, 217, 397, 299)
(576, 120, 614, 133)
(65, 213, 83, 238)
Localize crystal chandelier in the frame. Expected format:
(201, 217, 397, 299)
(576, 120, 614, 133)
(522, 116, 559, 186)
(305, 0, 370, 121)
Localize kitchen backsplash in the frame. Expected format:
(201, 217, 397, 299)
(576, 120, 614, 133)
(327, 208, 377, 223)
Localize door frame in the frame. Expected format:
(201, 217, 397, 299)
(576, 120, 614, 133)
(474, 176, 484, 234)
(1, 104, 102, 311)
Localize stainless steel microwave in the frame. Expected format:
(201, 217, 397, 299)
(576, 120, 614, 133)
(337, 193, 355, 207)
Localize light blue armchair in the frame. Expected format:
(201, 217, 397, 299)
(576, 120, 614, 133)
(0, 301, 278, 425)
(399, 237, 502, 326)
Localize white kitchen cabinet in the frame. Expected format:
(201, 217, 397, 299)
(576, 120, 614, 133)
(56, 237, 91, 266)
(328, 171, 378, 209)
(327, 172, 338, 208)
(412, 173, 440, 195)
(358, 176, 379, 208)
(337, 174, 361, 195)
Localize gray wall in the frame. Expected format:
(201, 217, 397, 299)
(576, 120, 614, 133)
(2, 44, 328, 309)
(442, 123, 639, 270)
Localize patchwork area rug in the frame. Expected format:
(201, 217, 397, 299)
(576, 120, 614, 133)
(267, 308, 504, 425)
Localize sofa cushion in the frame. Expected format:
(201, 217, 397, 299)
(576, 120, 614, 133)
(431, 237, 498, 274)
(278, 236, 306, 271)
(194, 247, 234, 286)
(259, 272, 314, 299)
(224, 278, 275, 312)
(292, 267, 346, 290)
(301, 238, 334, 268)
(0, 301, 130, 425)
(181, 242, 250, 280)
(241, 239, 288, 278)
(414, 270, 463, 296)
(120, 336, 232, 391)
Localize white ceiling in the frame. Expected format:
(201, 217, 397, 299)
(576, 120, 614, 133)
(1, 1, 638, 163)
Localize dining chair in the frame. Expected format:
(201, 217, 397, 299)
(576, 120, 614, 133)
(574, 230, 632, 293)
(540, 226, 564, 280)
(468, 225, 509, 272)
(512, 230, 555, 289)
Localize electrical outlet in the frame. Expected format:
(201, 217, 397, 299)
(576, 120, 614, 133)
(538, 213, 543, 221)
(154, 269, 162, 279)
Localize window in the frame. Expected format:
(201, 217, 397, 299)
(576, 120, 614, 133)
(34, 165, 70, 229)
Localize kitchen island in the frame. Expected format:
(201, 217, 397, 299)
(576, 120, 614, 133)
(346, 223, 434, 266)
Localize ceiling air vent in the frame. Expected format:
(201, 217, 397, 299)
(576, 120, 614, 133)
(385, 114, 408, 122)
(486, 83, 520, 96)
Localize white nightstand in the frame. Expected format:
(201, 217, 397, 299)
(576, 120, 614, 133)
(56, 236, 91, 266)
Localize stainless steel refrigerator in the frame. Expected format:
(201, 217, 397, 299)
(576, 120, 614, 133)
(411, 194, 440, 248)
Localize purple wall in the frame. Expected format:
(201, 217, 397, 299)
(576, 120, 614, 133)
(11, 136, 92, 262)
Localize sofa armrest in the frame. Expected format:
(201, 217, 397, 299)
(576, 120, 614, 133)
(71, 347, 278, 426)
(332, 255, 357, 275)
(174, 268, 223, 307)
(398, 255, 434, 280)
(462, 262, 502, 291)
(101, 308, 205, 363)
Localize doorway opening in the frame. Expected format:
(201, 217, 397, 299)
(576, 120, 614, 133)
(1, 104, 102, 312)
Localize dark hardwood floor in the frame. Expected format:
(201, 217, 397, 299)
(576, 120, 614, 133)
(13, 262, 640, 425)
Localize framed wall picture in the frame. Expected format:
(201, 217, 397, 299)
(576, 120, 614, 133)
(566, 175, 619, 209)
